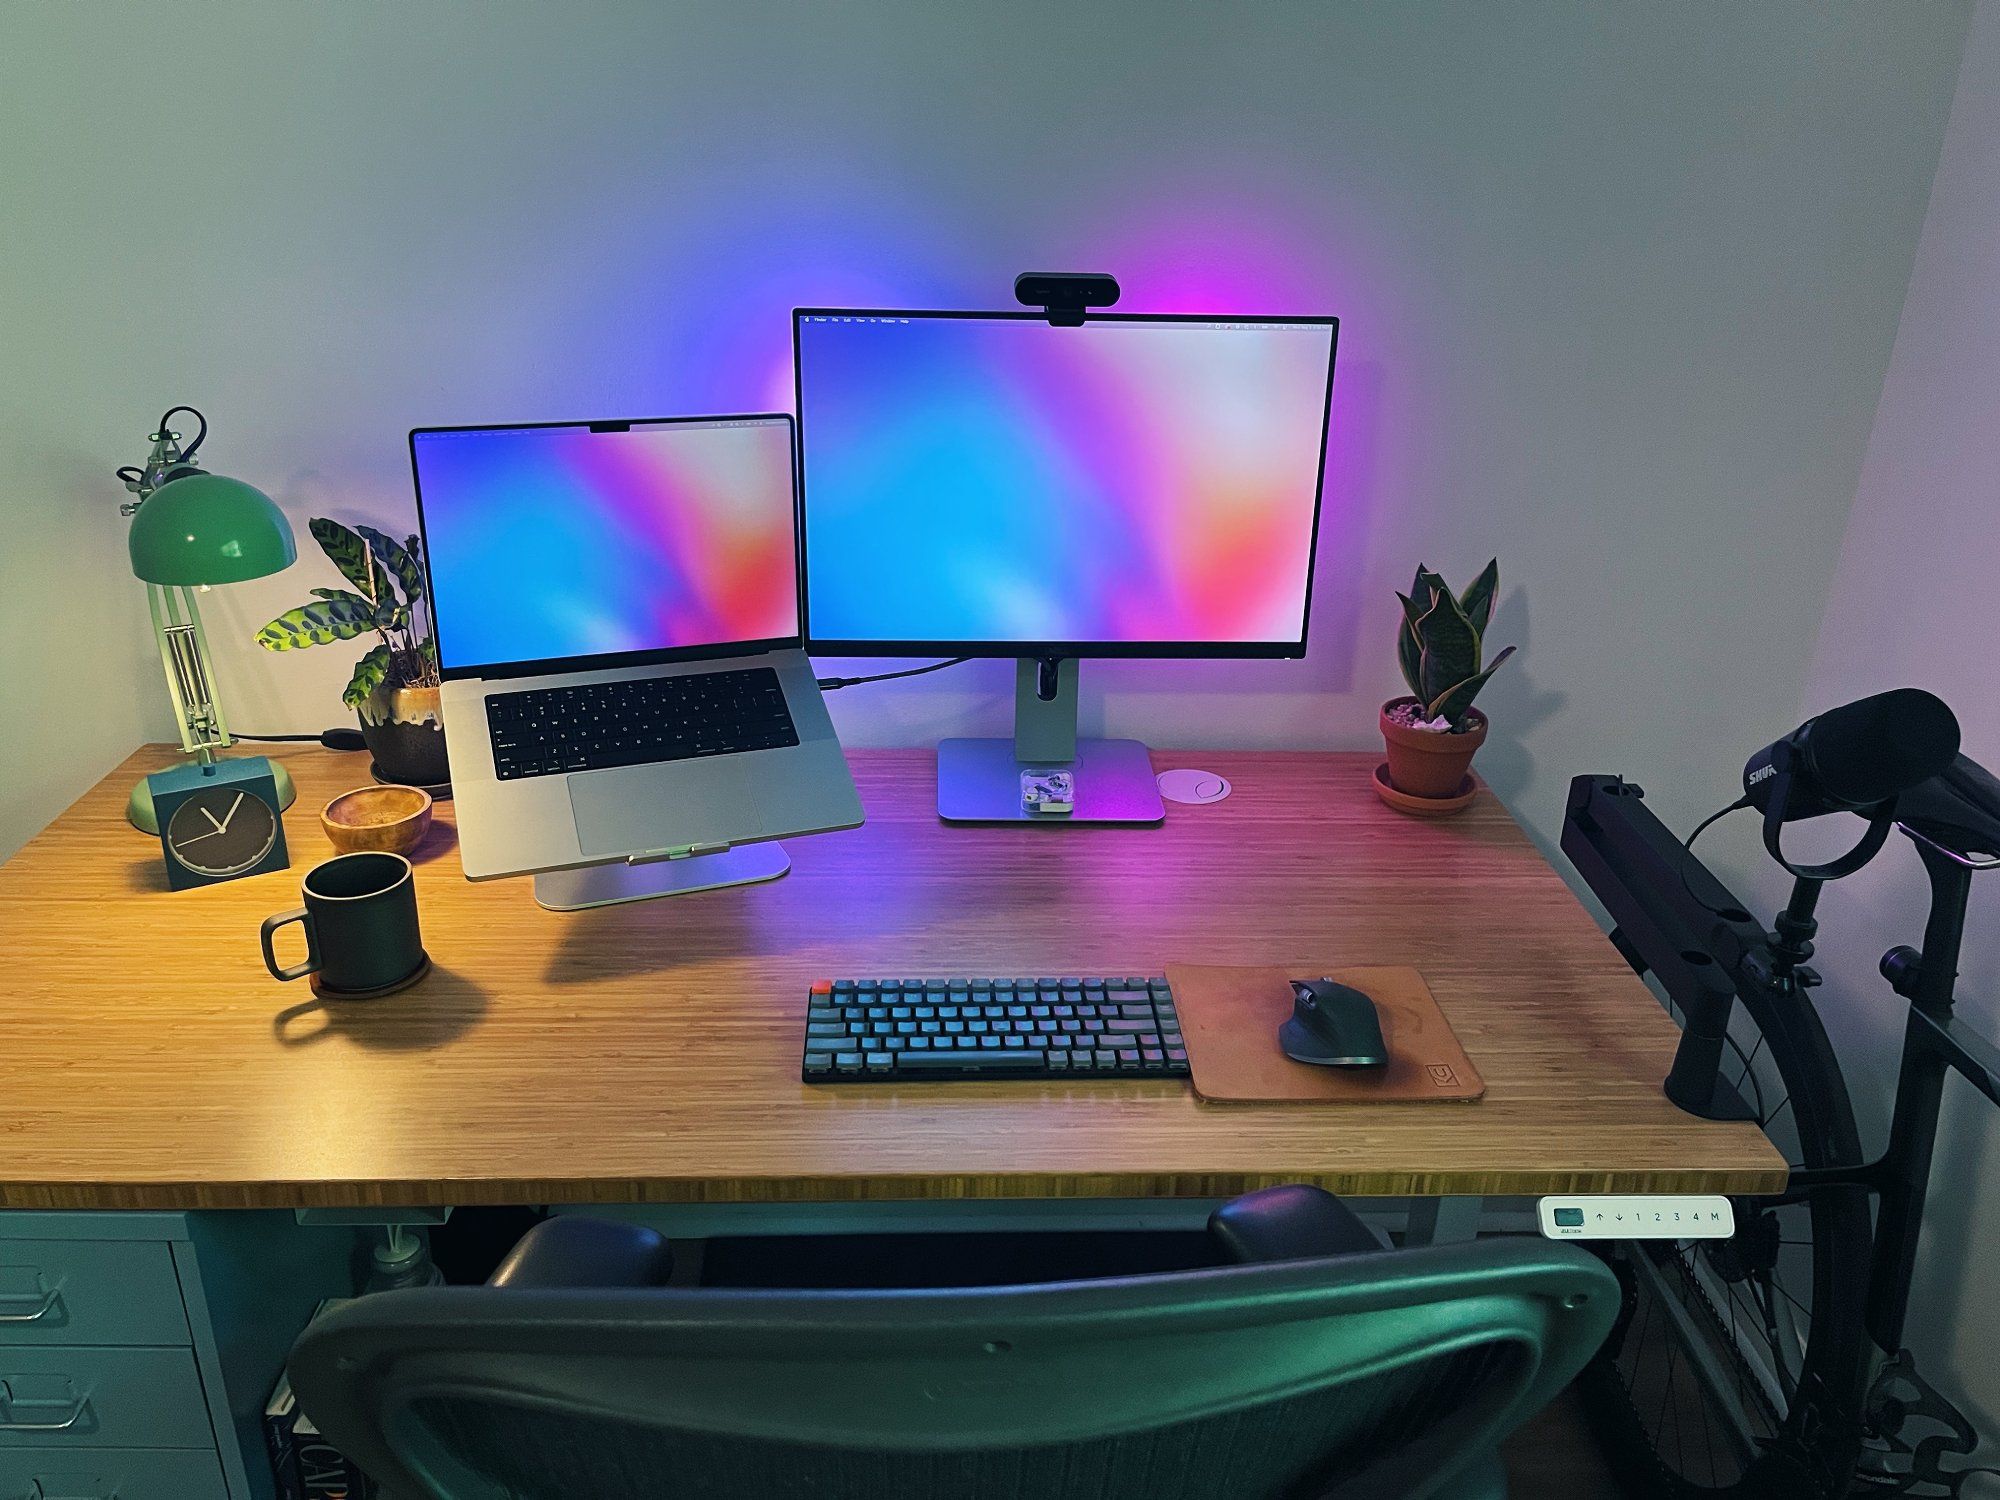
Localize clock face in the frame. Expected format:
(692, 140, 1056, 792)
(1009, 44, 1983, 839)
(165, 785, 279, 878)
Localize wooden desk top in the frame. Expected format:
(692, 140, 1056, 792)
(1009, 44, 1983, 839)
(0, 746, 1784, 1211)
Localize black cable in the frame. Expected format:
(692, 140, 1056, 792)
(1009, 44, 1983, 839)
(1680, 796, 1753, 917)
(232, 729, 369, 751)
(817, 657, 971, 691)
(157, 405, 207, 464)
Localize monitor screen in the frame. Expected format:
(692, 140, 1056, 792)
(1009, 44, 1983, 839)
(411, 416, 800, 674)
(793, 311, 1337, 656)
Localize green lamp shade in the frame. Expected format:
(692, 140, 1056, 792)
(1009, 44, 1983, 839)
(128, 472, 297, 585)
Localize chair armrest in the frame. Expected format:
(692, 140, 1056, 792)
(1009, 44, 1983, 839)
(1207, 1185, 1384, 1263)
(486, 1217, 675, 1289)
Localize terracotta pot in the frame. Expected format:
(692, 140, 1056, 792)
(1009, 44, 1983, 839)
(1380, 698, 1488, 801)
(359, 682, 450, 789)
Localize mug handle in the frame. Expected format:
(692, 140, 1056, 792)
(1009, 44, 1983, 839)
(260, 908, 321, 982)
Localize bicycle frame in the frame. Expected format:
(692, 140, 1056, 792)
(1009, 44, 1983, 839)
(1561, 775, 2000, 1363)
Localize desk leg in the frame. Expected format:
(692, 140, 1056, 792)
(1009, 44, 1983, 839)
(1405, 1195, 1482, 1245)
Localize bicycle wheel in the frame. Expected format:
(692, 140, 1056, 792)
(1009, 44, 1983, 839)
(1577, 948, 1876, 1498)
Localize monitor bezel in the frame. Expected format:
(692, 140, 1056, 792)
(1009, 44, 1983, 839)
(791, 307, 1339, 661)
(409, 412, 804, 683)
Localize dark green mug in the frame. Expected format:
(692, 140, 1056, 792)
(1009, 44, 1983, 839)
(261, 852, 425, 995)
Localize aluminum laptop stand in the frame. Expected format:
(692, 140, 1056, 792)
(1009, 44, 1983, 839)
(533, 844, 792, 912)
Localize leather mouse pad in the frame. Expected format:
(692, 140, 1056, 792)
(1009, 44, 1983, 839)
(1164, 964, 1485, 1105)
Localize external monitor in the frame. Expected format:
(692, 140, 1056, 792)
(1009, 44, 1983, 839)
(793, 308, 1338, 821)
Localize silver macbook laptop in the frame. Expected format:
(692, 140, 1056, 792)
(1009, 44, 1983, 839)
(411, 414, 862, 894)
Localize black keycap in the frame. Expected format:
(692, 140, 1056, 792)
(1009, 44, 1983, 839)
(900, 1052, 1042, 1072)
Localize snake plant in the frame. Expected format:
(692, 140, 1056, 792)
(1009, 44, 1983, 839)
(256, 519, 439, 709)
(1395, 558, 1517, 731)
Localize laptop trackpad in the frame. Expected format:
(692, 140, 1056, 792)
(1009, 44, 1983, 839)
(569, 761, 769, 859)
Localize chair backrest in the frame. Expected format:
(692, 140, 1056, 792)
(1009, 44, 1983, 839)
(289, 1237, 1614, 1500)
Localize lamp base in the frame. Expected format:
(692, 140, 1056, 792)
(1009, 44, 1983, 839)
(128, 755, 298, 835)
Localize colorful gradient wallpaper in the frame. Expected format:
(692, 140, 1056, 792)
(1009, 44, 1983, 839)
(795, 314, 1336, 648)
(413, 419, 799, 669)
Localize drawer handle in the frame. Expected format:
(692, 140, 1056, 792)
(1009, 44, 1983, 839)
(0, 1379, 90, 1433)
(0, 1287, 61, 1324)
(0, 1396, 89, 1432)
(32, 1483, 113, 1500)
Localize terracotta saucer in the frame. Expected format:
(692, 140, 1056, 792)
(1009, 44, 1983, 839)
(1372, 762, 1478, 816)
(309, 953, 432, 1002)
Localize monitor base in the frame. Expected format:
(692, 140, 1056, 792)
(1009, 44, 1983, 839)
(937, 737, 1165, 824)
(533, 843, 791, 911)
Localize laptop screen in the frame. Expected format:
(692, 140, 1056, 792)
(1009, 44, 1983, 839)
(411, 416, 800, 675)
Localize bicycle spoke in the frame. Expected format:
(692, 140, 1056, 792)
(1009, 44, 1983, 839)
(1658, 1327, 1684, 1472)
(1695, 1339, 1722, 1484)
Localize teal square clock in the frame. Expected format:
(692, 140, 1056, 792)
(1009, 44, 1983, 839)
(148, 756, 291, 891)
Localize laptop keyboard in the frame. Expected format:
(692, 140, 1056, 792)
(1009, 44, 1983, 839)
(486, 667, 799, 781)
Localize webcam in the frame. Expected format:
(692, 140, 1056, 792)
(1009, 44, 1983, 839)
(1015, 271, 1120, 326)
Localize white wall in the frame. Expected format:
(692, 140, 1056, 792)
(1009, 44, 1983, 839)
(1756, 0, 2000, 1457)
(0, 431, 154, 858)
(0, 2, 1972, 862)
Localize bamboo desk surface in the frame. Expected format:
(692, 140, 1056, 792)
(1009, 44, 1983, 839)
(0, 746, 1785, 1211)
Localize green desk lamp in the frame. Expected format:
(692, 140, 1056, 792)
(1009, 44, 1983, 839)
(119, 406, 300, 833)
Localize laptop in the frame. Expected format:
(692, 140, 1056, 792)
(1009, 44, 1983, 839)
(410, 413, 863, 884)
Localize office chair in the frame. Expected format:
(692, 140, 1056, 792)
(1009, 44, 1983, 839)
(289, 1186, 1615, 1500)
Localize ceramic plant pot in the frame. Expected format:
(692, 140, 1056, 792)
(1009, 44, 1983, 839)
(359, 682, 450, 789)
(1380, 697, 1487, 803)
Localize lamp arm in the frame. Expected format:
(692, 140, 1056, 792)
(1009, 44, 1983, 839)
(149, 585, 230, 761)
(182, 586, 233, 750)
(148, 586, 198, 757)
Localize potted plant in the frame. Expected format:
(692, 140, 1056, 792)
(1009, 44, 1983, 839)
(256, 519, 449, 789)
(1379, 559, 1516, 811)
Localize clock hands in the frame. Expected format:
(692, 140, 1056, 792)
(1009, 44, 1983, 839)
(176, 794, 252, 851)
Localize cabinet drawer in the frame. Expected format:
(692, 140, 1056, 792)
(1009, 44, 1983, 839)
(0, 1243, 188, 1347)
(0, 1445, 228, 1500)
(0, 1349, 211, 1450)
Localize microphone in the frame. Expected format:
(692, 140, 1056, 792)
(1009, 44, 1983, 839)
(1743, 688, 1961, 823)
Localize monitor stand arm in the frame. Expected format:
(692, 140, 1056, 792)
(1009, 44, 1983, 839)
(936, 658, 1165, 824)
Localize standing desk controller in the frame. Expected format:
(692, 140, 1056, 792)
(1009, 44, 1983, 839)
(1537, 1195, 1736, 1239)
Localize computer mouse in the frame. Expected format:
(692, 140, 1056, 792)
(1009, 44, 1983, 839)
(1279, 979, 1389, 1068)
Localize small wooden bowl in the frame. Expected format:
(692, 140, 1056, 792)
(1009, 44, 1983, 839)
(321, 785, 434, 855)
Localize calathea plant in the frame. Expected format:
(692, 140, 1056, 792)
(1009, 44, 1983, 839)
(256, 519, 439, 708)
(1394, 559, 1516, 732)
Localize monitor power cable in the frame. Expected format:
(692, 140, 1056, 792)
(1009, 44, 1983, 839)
(817, 658, 970, 692)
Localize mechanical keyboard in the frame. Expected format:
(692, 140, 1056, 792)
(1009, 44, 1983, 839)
(802, 976, 1189, 1082)
(486, 667, 798, 781)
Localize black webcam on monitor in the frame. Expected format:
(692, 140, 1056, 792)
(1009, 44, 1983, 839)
(1014, 271, 1120, 326)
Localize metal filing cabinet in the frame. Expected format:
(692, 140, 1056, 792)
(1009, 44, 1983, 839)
(0, 1213, 356, 1500)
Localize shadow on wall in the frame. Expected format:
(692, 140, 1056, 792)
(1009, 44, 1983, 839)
(1467, 586, 1567, 807)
